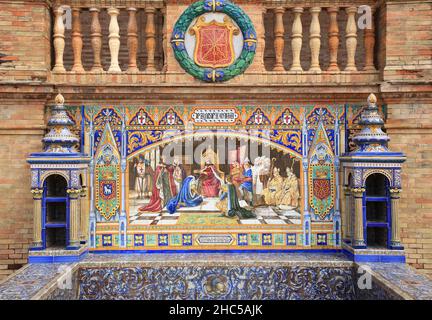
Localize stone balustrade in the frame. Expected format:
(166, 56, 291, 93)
(50, 1, 380, 84)
(265, 4, 377, 73)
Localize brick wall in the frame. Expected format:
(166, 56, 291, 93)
(0, 0, 50, 81)
(0, 100, 45, 279)
(383, 0, 432, 278)
(386, 101, 432, 279)
(384, 1, 432, 81)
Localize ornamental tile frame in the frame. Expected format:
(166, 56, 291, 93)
(76, 102, 348, 253)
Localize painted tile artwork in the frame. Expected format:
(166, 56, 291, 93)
(69, 104, 354, 251)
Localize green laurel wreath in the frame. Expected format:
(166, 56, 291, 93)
(171, 0, 257, 82)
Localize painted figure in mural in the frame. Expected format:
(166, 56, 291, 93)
(262, 167, 284, 206)
(173, 157, 186, 195)
(134, 155, 154, 199)
(199, 159, 222, 197)
(216, 177, 256, 219)
(252, 156, 271, 205)
(166, 176, 203, 214)
(138, 157, 177, 212)
(278, 167, 300, 209)
(238, 158, 253, 206)
(230, 160, 243, 192)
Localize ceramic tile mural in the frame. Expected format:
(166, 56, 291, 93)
(73, 104, 362, 251)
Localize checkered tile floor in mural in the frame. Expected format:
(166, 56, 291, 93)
(129, 198, 301, 226)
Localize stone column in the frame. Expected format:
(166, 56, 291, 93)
(345, 6, 358, 71)
(309, 7, 321, 72)
(273, 7, 285, 71)
(290, 7, 303, 71)
(127, 7, 139, 73)
(53, 6, 66, 72)
(71, 7, 84, 72)
(80, 186, 88, 244)
(343, 187, 352, 241)
(364, 10, 376, 71)
(352, 188, 366, 247)
(90, 8, 103, 72)
(145, 7, 157, 71)
(108, 7, 121, 73)
(390, 188, 402, 248)
(327, 7, 339, 71)
(31, 188, 44, 248)
(67, 189, 81, 249)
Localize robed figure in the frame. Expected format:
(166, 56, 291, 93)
(139, 161, 177, 212)
(134, 157, 154, 199)
(216, 181, 256, 219)
(173, 159, 186, 195)
(166, 176, 203, 214)
(278, 167, 300, 209)
(238, 159, 253, 206)
(199, 160, 222, 197)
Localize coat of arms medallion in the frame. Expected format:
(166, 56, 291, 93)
(171, 0, 256, 82)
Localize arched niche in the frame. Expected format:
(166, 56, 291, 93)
(365, 172, 390, 197)
(43, 174, 68, 249)
(364, 173, 391, 249)
(44, 174, 68, 197)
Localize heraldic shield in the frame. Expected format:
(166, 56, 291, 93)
(309, 164, 335, 220)
(95, 162, 120, 220)
(190, 15, 239, 68)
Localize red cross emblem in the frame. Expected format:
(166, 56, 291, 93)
(283, 113, 292, 125)
(255, 113, 263, 124)
(167, 112, 176, 125)
(137, 113, 146, 125)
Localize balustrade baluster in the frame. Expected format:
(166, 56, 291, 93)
(345, 6, 358, 71)
(327, 7, 340, 72)
(53, 6, 66, 72)
(71, 8, 84, 72)
(364, 10, 376, 71)
(273, 7, 285, 71)
(127, 8, 139, 73)
(90, 8, 103, 72)
(108, 7, 121, 73)
(309, 7, 321, 72)
(145, 7, 157, 71)
(290, 7, 303, 72)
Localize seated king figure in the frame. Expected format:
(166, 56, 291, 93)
(197, 148, 223, 197)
